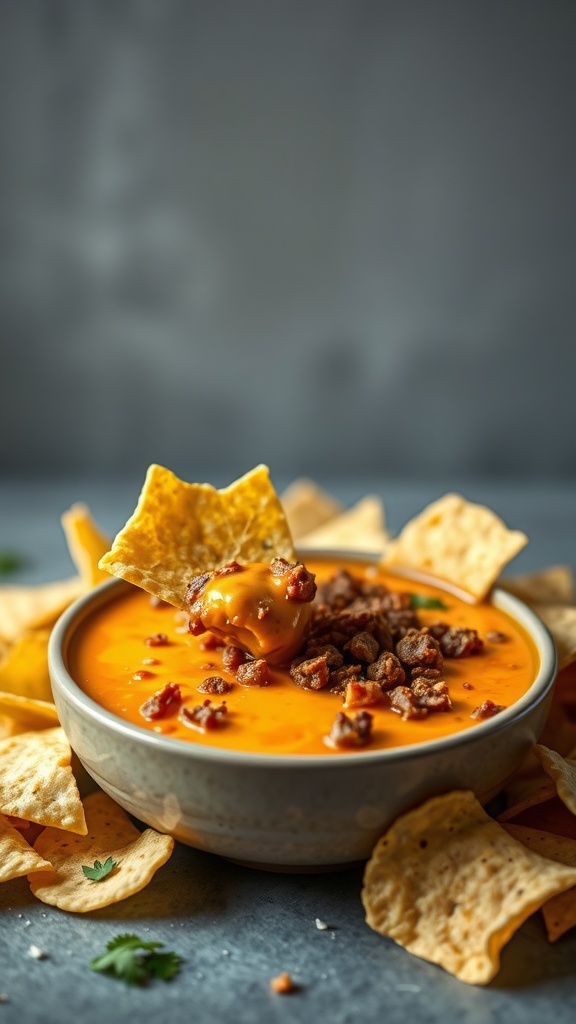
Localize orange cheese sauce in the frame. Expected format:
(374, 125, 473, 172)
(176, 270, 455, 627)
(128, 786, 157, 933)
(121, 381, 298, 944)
(69, 558, 539, 756)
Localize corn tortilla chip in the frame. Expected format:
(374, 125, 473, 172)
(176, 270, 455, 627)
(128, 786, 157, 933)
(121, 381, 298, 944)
(0, 727, 87, 834)
(99, 464, 296, 611)
(534, 744, 576, 814)
(0, 813, 53, 882)
(500, 566, 575, 607)
(297, 496, 389, 554)
(530, 605, 576, 671)
(61, 503, 111, 590)
(362, 790, 576, 984)
(0, 577, 82, 644)
(0, 692, 59, 739)
(0, 629, 52, 702)
(281, 478, 343, 540)
(382, 493, 527, 602)
(28, 790, 174, 912)
(503, 824, 576, 942)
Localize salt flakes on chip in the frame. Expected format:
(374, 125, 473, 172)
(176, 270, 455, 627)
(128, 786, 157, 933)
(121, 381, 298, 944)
(382, 493, 527, 601)
(297, 496, 389, 554)
(362, 790, 576, 985)
(0, 813, 53, 882)
(61, 503, 112, 591)
(28, 790, 174, 912)
(0, 727, 86, 835)
(99, 464, 296, 611)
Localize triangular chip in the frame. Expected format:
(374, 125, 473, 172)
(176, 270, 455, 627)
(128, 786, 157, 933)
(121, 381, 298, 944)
(503, 823, 576, 942)
(61, 503, 112, 590)
(500, 566, 575, 607)
(362, 790, 576, 984)
(534, 744, 576, 814)
(297, 496, 389, 554)
(382, 493, 527, 601)
(0, 577, 82, 643)
(99, 464, 296, 611)
(28, 790, 174, 912)
(0, 727, 86, 834)
(281, 478, 343, 540)
(0, 692, 59, 739)
(0, 813, 53, 882)
(530, 605, 576, 671)
(0, 629, 52, 702)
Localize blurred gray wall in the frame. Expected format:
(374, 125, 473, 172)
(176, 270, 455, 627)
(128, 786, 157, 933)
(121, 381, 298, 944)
(1, 0, 575, 482)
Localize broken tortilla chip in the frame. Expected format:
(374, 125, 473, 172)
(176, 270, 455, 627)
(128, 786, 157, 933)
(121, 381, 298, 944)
(61, 503, 112, 590)
(0, 692, 59, 739)
(0, 629, 52, 702)
(281, 478, 343, 541)
(0, 727, 86, 834)
(530, 605, 576, 671)
(362, 790, 576, 984)
(382, 493, 527, 602)
(28, 790, 174, 912)
(0, 577, 82, 644)
(297, 496, 389, 554)
(98, 464, 296, 611)
(500, 566, 575, 607)
(534, 744, 576, 815)
(503, 824, 576, 942)
(0, 813, 53, 882)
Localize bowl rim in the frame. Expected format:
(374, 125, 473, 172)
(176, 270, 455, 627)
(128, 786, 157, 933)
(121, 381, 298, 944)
(48, 552, 558, 770)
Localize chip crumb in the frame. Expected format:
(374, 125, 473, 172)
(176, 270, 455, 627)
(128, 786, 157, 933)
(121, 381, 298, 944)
(315, 918, 329, 930)
(270, 972, 297, 994)
(28, 945, 48, 960)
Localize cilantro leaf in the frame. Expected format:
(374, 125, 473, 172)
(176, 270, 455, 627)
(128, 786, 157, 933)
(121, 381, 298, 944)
(82, 856, 117, 881)
(0, 551, 26, 577)
(90, 934, 181, 986)
(409, 593, 448, 610)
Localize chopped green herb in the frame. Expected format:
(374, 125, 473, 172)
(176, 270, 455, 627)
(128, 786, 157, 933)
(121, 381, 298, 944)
(409, 594, 448, 611)
(0, 551, 26, 577)
(90, 934, 181, 986)
(82, 856, 117, 882)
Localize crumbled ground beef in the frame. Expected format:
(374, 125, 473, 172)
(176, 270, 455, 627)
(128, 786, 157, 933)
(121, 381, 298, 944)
(343, 679, 384, 708)
(345, 631, 379, 663)
(388, 686, 427, 720)
(185, 573, 211, 603)
(236, 659, 269, 687)
(304, 641, 344, 668)
(396, 630, 444, 670)
(139, 682, 182, 720)
(328, 663, 363, 694)
(315, 568, 363, 610)
(326, 710, 373, 747)
(144, 632, 170, 647)
(215, 561, 243, 577)
(385, 608, 421, 641)
(470, 699, 506, 720)
(411, 677, 452, 712)
(409, 666, 441, 680)
(486, 630, 509, 644)
(198, 676, 233, 695)
(270, 558, 317, 601)
(180, 699, 228, 730)
(429, 623, 484, 657)
(290, 654, 331, 691)
(222, 644, 246, 672)
(366, 652, 406, 690)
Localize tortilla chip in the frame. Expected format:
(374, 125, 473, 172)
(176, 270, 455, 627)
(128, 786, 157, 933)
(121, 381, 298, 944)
(0, 727, 87, 834)
(0, 629, 52, 702)
(0, 692, 59, 739)
(281, 478, 343, 541)
(61, 503, 111, 590)
(503, 824, 576, 942)
(362, 790, 576, 984)
(297, 497, 389, 554)
(497, 766, 557, 822)
(98, 464, 296, 611)
(0, 577, 82, 644)
(538, 663, 576, 756)
(500, 566, 575, 607)
(382, 493, 527, 602)
(28, 790, 174, 912)
(0, 813, 53, 882)
(534, 744, 576, 814)
(530, 605, 576, 671)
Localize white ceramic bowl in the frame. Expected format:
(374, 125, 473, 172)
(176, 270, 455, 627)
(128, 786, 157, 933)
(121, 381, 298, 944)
(48, 560, 557, 869)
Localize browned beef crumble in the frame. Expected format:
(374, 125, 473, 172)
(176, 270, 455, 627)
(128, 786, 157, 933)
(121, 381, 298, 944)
(366, 652, 406, 689)
(411, 677, 452, 712)
(215, 561, 243, 577)
(198, 676, 233, 695)
(343, 679, 384, 708)
(270, 558, 317, 601)
(388, 685, 427, 720)
(470, 699, 506, 720)
(180, 699, 228, 730)
(222, 644, 247, 672)
(236, 659, 269, 687)
(396, 629, 444, 671)
(486, 630, 509, 644)
(144, 632, 170, 647)
(429, 622, 484, 657)
(327, 709, 373, 747)
(139, 681, 182, 720)
(290, 654, 331, 691)
(304, 641, 344, 668)
(328, 663, 363, 694)
(344, 631, 379, 663)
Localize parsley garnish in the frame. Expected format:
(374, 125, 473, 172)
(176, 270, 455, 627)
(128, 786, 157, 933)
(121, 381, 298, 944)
(0, 551, 26, 577)
(409, 594, 448, 610)
(82, 857, 117, 881)
(90, 934, 181, 985)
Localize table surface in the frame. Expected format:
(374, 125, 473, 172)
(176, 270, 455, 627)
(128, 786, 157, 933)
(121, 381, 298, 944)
(1, 475, 576, 1024)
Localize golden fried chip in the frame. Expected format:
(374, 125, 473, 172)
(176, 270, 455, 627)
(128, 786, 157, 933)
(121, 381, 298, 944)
(0, 727, 86, 834)
(534, 744, 576, 814)
(501, 566, 575, 607)
(497, 768, 557, 822)
(362, 790, 576, 984)
(297, 496, 389, 554)
(503, 824, 576, 942)
(28, 790, 174, 912)
(0, 577, 82, 644)
(530, 605, 576, 671)
(0, 629, 52, 702)
(0, 692, 59, 739)
(99, 464, 296, 611)
(382, 493, 527, 602)
(0, 813, 53, 882)
(281, 478, 343, 540)
(61, 503, 112, 590)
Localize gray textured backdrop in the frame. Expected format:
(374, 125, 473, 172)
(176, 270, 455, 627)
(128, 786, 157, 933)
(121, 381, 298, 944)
(1, 0, 575, 483)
